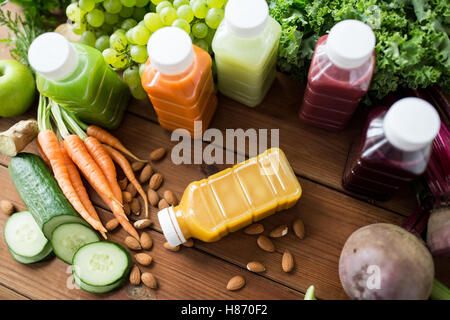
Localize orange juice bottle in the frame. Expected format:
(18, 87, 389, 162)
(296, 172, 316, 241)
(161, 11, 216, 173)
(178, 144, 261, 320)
(141, 27, 217, 137)
(158, 148, 302, 246)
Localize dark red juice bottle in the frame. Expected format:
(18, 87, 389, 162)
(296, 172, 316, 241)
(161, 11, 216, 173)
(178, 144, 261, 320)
(299, 20, 376, 131)
(342, 98, 441, 200)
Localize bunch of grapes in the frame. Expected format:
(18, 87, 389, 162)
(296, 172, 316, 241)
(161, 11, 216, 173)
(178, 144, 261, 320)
(65, 0, 227, 99)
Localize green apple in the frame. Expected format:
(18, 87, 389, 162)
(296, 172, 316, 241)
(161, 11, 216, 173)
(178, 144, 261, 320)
(0, 60, 35, 117)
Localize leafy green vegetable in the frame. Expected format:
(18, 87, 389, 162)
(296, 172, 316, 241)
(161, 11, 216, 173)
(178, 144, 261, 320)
(268, 0, 450, 101)
(8, 0, 71, 29)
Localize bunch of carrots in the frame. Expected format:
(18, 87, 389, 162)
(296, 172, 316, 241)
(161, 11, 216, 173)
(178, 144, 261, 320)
(36, 95, 149, 240)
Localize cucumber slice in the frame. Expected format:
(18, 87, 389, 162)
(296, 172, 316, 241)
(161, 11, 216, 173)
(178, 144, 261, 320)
(73, 273, 127, 294)
(4, 211, 53, 264)
(73, 242, 131, 287)
(51, 223, 100, 264)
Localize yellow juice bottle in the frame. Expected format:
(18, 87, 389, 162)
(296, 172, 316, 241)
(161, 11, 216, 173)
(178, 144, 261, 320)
(158, 148, 302, 246)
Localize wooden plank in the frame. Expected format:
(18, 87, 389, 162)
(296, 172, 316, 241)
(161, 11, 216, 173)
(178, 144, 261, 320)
(0, 284, 29, 300)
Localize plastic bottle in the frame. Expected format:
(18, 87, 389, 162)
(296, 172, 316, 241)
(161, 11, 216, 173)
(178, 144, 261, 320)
(158, 148, 302, 246)
(212, 0, 281, 107)
(342, 97, 441, 200)
(28, 32, 130, 129)
(299, 20, 376, 131)
(141, 27, 217, 138)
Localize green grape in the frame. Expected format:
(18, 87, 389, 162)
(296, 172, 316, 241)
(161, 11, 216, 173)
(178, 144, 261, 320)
(130, 45, 148, 63)
(111, 54, 129, 69)
(114, 28, 126, 34)
(66, 3, 82, 21)
(121, 18, 137, 30)
(192, 1, 208, 19)
(123, 66, 141, 86)
(119, 6, 134, 18)
(95, 30, 105, 37)
(205, 7, 223, 29)
(150, 0, 164, 4)
(80, 30, 96, 47)
(104, 12, 120, 24)
(172, 18, 191, 34)
(207, 0, 225, 8)
(193, 38, 209, 52)
(101, 23, 114, 33)
(144, 12, 164, 32)
(110, 32, 128, 51)
(160, 7, 177, 25)
(79, 0, 95, 12)
(176, 5, 194, 23)
(87, 9, 105, 27)
(72, 22, 86, 35)
(138, 20, 146, 27)
(156, 1, 172, 13)
(102, 48, 119, 64)
(132, 7, 147, 21)
(135, 0, 150, 7)
(126, 29, 136, 44)
(192, 22, 208, 38)
(130, 84, 147, 100)
(120, 0, 136, 7)
(139, 63, 146, 77)
(103, 0, 122, 14)
(131, 25, 151, 45)
(205, 27, 215, 46)
(95, 35, 110, 51)
(173, 0, 189, 8)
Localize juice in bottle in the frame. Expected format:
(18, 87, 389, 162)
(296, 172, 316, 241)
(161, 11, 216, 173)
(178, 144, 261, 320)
(158, 148, 302, 246)
(212, 0, 281, 107)
(342, 98, 440, 200)
(141, 27, 217, 137)
(28, 32, 130, 129)
(299, 20, 376, 131)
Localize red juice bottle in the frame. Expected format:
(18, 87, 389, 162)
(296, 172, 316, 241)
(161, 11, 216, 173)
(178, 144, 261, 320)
(299, 20, 376, 131)
(342, 98, 441, 200)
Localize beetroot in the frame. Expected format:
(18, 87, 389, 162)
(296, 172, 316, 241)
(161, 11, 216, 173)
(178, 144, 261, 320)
(427, 207, 450, 257)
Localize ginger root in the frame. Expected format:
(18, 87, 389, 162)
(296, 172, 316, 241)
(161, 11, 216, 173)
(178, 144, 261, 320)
(0, 119, 38, 157)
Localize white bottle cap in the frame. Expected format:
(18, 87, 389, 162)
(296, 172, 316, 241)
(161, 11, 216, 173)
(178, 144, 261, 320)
(147, 27, 194, 75)
(225, 0, 269, 38)
(326, 20, 376, 69)
(158, 207, 186, 247)
(28, 32, 78, 80)
(384, 97, 440, 152)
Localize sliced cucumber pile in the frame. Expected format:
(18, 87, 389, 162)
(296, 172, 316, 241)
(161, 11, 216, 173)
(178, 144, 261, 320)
(51, 223, 100, 264)
(72, 241, 131, 293)
(4, 211, 53, 264)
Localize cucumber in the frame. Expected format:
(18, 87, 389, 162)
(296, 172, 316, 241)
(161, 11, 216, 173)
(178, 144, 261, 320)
(4, 211, 53, 264)
(9, 153, 87, 239)
(73, 273, 127, 294)
(51, 223, 100, 264)
(72, 242, 131, 289)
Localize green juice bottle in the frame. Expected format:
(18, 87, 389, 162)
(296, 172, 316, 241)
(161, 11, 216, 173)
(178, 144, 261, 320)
(28, 33, 130, 129)
(212, 0, 281, 107)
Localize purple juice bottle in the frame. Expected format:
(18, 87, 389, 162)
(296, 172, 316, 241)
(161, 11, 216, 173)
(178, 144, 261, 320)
(342, 97, 441, 200)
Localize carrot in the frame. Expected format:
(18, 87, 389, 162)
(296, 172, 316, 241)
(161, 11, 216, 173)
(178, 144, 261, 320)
(61, 145, 107, 239)
(84, 136, 123, 204)
(87, 125, 147, 163)
(37, 130, 107, 233)
(102, 144, 149, 218)
(36, 138, 51, 168)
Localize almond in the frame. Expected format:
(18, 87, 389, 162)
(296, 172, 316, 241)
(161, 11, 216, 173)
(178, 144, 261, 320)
(244, 223, 264, 235)
(0, 200, 14, 215)
(123, 202, 131, 216)
(163, 241, 180, 252)
(129, 265, 141, 285)
(122, 191, 132, 203)
(182, 239, 194, 247)
(150, 148, 166, 161)
(125, 236, 142, 251)
(118, 177, 128, 191)
(163, 190, 177, 206)
(149, 173, 163, 190)
(134, 219, 152, 230)
(282, 250, 295, 273)
(141, 272, 158, 289)
(147, 189, 159, 207)
(131, 161, 145, 172)
(105, 219, 119, 231)
(269, 225, 288, 238)
(246, 261, 265, 273)
(140, 232, 153, 250)
(139, 164, 153, 183)
(257, 235, 275, 252)
(292, 218, 305, 240)
(130, 198, 140, 215)
(226, 275, 245, 291)
(135, 253, 153, 266)
(158, 199, 169, 210)
(126, 183, 137, 198)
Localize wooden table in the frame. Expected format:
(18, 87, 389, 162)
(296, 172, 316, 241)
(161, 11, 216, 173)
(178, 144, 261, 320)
(0, 3, 449, 300)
